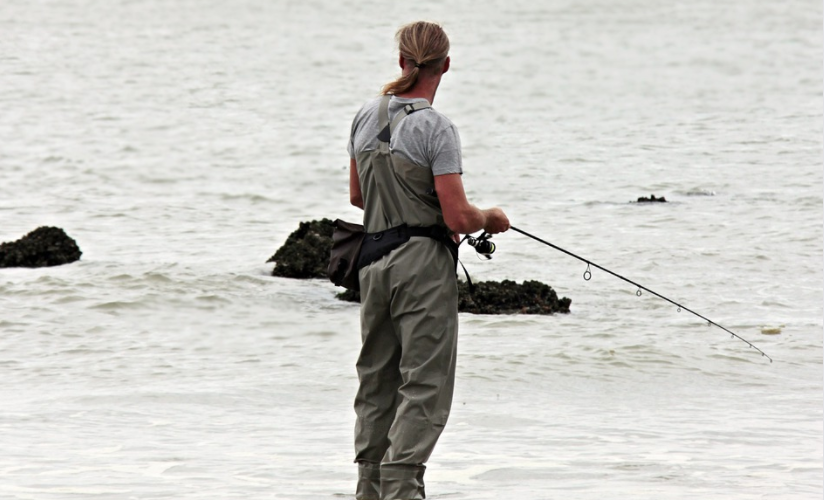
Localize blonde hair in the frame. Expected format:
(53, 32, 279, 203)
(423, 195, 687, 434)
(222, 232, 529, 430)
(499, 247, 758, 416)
(381, 21, 450, 96)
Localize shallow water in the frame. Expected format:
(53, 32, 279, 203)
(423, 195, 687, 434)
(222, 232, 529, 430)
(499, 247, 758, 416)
(1, 0, 821, 499)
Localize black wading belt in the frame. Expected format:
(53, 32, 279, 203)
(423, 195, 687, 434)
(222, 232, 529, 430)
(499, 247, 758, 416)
(357, 224, 458, 271)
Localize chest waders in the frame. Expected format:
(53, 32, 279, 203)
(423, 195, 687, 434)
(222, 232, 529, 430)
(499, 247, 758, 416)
(353, 95, 459, 500)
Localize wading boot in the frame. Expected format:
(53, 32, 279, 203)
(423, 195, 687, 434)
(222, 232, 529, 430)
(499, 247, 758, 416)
(356, 461, 381, 500)
(379, 464, 426, 500)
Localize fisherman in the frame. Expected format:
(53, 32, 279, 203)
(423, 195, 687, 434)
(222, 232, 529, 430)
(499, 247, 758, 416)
(347, 21, 510, 500)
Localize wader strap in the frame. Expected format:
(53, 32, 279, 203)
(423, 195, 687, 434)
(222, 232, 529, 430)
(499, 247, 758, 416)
(377, 95, 392, 153)
(389, 102, 431, 135)
(377, 98, 431, 144)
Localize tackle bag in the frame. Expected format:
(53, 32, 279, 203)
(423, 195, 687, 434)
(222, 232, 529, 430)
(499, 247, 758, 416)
(328, 220, 459, 292)
(327, 219, 365, 291)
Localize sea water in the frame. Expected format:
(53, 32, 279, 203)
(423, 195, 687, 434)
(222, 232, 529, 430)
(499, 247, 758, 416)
(0, 0, 821, 498)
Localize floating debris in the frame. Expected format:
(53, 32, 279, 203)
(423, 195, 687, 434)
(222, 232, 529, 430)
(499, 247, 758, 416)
(685, 189, 716, 197)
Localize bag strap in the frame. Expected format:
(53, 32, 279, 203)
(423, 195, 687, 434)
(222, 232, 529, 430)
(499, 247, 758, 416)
(457, 258, 475, 294)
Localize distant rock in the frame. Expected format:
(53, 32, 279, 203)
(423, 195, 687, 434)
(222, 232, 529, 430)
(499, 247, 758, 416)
(270, 219, 572, 315)
(637, 194, 667, 203)
(267, 219, 334, 279)
(0, 226, 82, 268)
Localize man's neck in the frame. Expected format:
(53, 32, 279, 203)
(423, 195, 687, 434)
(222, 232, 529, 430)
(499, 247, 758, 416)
(396, 78, 440, 104)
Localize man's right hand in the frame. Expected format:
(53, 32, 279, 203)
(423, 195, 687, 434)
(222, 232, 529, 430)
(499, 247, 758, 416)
(482, 207, 510, 234)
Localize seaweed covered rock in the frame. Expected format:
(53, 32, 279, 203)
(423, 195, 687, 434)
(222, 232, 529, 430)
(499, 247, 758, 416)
(267, 219, 334, 278)
(336, 280, 571, 315)
(0, 226, 82, 268)
(458, 279, 570, 314)
(336, 289, 361, 304)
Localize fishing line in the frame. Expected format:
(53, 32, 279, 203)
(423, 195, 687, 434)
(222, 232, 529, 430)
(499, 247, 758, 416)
(505, 226, 773, 363)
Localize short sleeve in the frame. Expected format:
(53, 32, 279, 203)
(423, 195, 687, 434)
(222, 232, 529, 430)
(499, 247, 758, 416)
(347, 115, 357, 159)
(429, 124, 463, 176)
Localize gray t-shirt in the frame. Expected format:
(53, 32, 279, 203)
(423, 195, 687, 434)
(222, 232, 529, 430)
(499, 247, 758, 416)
(348, 96, 463, 176)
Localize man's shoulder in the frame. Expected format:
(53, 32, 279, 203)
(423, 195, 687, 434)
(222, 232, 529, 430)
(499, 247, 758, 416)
(394, 98, 456, 130)
(354, 96, 383, 118)
(353, 95, 459, 137)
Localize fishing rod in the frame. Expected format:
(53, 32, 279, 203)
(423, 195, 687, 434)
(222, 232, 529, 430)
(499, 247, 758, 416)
(467, 227, 772, 363)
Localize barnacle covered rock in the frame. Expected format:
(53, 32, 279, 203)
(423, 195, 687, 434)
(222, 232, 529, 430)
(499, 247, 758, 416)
(0, 226, 82, 268)
(267, 219, 334, 279)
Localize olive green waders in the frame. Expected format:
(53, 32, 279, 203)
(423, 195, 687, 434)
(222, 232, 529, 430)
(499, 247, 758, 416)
(353, 95, 459, 500)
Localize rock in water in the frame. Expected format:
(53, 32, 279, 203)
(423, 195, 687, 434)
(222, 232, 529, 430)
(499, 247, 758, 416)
(637, 194, 667, 203)
(0, 226, 82, 268)
(337, 280, 571, 315)
(267, 219, 334, 279)
(457, 279, 571, 314)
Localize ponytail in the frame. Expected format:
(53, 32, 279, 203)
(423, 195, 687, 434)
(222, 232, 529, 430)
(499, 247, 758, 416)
(381, 21, 450, 96)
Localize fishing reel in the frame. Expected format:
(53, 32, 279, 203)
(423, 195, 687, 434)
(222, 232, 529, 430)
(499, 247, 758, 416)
(466, 231, 496, 259)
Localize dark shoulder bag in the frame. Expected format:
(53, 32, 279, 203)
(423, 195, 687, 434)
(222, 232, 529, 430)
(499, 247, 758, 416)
(327, 219, 365, 291)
